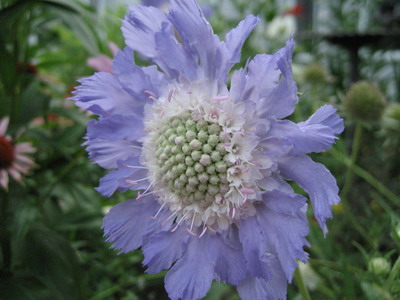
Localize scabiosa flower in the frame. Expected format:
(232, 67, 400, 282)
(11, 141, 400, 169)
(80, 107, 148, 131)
(0, 117, 36, 190)
(73, 1, 344, 299)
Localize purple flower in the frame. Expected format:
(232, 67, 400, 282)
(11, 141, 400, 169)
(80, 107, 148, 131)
(72, 1, 344, 299)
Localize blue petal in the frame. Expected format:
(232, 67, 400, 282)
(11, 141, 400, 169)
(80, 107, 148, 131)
(72, 72, 142, 117)
(169, 0, 220, 81)
(258, 38, 298, 119)
(122, 5, 169, 59)
(165, 235, 215, 300)
(96, 157, 149, 197)
(237, 272, 287, 300)
(258, 191, 309, 281)
(141, 0, 168, 8)
(268, 119, 338, 154)
(207, 228, 247, 285)
(122, 5, 199, 81)
(299, 105, 344, 134)
(87, 114, 144, 142)
(239, 215, 271, 279)
(230, 39, 298, 119)
(142, 226, 189, 273)
(84, 139, 140, 169)
(154, 22, 199, 81)
(103, 198, 161, 253)
(113, 47, 169, 97)
(216, 15, 259, 83)
(239, 190, 309, 282)
(112, 47, 135, 75)
(279, 155, 340, 234)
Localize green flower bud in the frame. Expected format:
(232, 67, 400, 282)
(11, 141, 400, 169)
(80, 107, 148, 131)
(182, 143, 191, 154)
(185, 156, 194, 166)
(198, 172, 209, 183)
(186, 130, 196, 140)
(344, 81, 386, 122)
(186, 167, 196, 177)
(209, 174, 219, 185)
(208, 123, 221, 134)
(191, 150, 202, 161)
(208, 134, 219, 146)
(176, 125, 186, 135)
(382, 104, 400, 131)
(202, 144, 213, 153)
(368, 257, 391, 276)
(303, 63, 328, 85)
(190, 139, 202, 150)
(194, 162, 205, 173)
(197, 130, 209, 142)
(168, 134, 178, 143)
(185, 119, 196, 128)
(153, 115, 228, 202)
(200, 154, 211, 166)
(211, 151, 221, 162)
(171, 118, 181, 127)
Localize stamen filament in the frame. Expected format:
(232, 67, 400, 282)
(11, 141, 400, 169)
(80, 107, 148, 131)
(151, 202, 167, 220)
(123, 164, 147, 169)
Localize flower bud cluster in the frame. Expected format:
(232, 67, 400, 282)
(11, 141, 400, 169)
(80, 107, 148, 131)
(154, 117, 231, 204)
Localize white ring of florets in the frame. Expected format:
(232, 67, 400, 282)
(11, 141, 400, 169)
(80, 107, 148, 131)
(140, 84, 267, 236)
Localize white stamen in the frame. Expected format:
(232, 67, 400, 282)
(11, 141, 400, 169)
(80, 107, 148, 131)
(167, 89, 174, 102)
(199, 226, 208, 238)
(162, 210, 178, 225)
(136, 182, 156, 199)
(212, 95, 229, 101)
(171, 212, 189, 232)
(126, 176, 151, 185)
(186, 228, 197, 236)
(148, 96, 159, 102)
(130, 145, 143, 150)
(144, 90, 156, 98)
(151, 202, 167, 220)
(189, 213, 196, 232)
(123, 164, 147, 169)
(240, 187, 255, 195)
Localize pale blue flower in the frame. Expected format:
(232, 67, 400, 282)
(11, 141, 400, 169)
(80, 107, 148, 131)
(73, 1, 343, 299)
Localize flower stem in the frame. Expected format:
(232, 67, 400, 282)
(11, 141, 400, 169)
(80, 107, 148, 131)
(331, 149, 400, 207)
(385, 255, 400, 291)
(341, 122, 363, 200)
(0, 189, 11, 274)
(294, 266, 312, 300)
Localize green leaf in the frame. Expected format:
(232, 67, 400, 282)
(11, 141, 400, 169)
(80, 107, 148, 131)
(15, 225, 84, 299)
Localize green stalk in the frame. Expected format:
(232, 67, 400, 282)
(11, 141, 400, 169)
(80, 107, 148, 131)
(341, 122, 363, 200)
(331, 149, 400, 207)
(0, 189, 11, 274)
(385, 255, 400, 291)
(294, 266, 312, 300)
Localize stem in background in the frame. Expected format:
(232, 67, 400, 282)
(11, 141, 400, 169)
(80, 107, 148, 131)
(341, 122, 363, 200)
(330, 149, 400, 207)
(385, 255, 400, 291)
(294, 266, 312, 300)
(0, 189, 11, 274)
(41, 149, 86, 205)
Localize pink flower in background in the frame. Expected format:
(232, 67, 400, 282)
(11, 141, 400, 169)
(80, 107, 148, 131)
(0, 117, 36, 190)
(87, 42, 120, 73)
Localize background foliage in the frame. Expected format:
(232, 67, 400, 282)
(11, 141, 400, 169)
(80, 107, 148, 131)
(0, 0, 399, 299)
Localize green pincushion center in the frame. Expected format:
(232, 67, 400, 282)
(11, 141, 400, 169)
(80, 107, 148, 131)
(154, 116, 230, 203)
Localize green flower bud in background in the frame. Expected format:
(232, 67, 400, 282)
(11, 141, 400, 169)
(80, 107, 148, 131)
(343, 81, 386, 122)
(368, 257, 391, 276)
(382, 104, 400, 132)
(303, 63, 328, 85)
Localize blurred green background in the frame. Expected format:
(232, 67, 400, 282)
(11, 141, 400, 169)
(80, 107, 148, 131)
(0, 0, 399, 299)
